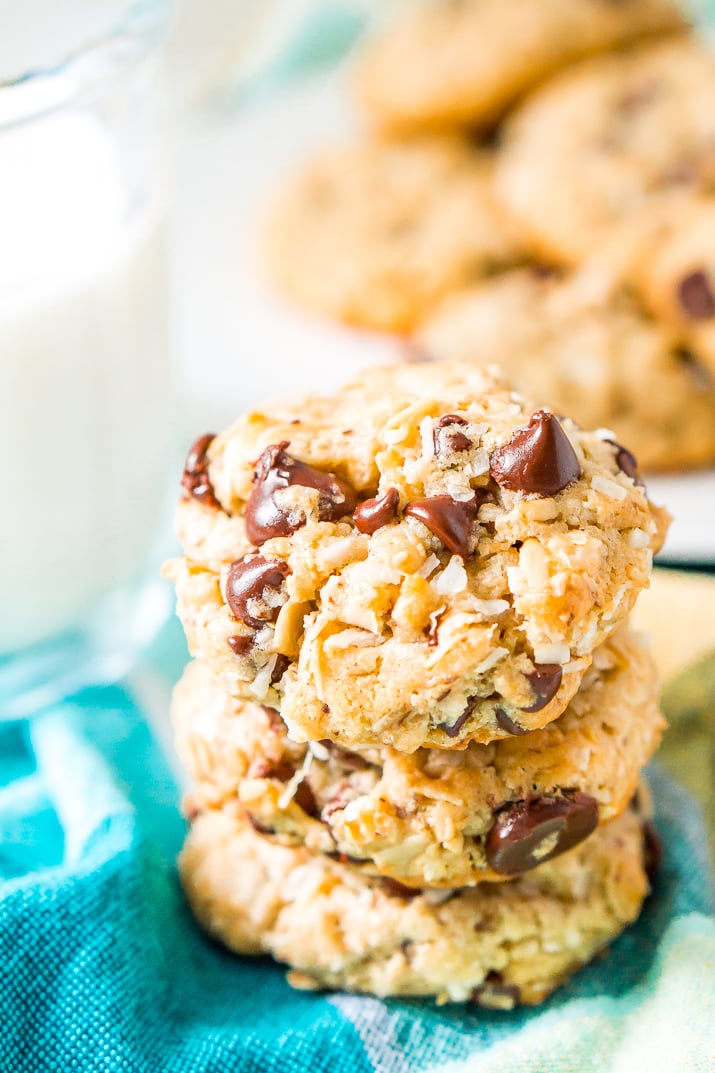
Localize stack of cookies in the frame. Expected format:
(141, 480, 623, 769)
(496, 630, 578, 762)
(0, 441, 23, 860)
(264, 0, 715, 475)
(166, 360, 669, 1007)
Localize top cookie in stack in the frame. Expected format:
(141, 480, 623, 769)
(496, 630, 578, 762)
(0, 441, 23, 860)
(167, 361, 667, 753)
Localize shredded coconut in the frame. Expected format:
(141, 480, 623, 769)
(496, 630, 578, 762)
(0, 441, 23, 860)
(419, 415, 435, 460)
(417, 553, 440, 579)
(628, 528, 650, 549)
(432, 556, 468, 596)
(249, 654, 278, 698)
(534, 643, 570, 665)
(323, 628, 385, 652)
(591, 474, 627, 501)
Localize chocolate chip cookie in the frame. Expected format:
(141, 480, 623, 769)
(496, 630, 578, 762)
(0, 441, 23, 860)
(632, 198, 715, 375)
(419, 265, 715, 472)
(355, 0, 683, 133)
(174, 626, 663, 887)
(264, 136, 522, 331)
(496, 37, 715, 264)
(179, 802, 652, 1006)
(165, 361, 668, 753)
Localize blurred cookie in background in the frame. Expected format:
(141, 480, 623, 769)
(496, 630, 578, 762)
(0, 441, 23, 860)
(355, 0, 683, 134)
(418, 261, 715, 473)
(264, 136, 524, 332)
(632, 199, 715, 373)
(496, 37, 715, 265)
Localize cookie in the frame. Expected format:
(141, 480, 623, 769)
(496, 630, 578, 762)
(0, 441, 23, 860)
(179, 802, 652, 1006)
(174, 626, 664, 887)
(496, 37, 715, 265)
(632, 198, 715, 374)
(264, 137, 522, 332)
(164, 361, 668, 753)
(355, 0, 683, 133)
(418, 266, 715, 471)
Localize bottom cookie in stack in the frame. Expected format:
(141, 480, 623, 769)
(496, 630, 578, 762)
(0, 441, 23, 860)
(179, 797, 655, 1008)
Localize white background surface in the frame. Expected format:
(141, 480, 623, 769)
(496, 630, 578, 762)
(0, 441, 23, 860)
(170, 70, 715, 565)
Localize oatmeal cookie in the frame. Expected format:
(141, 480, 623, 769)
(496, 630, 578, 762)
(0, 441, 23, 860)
(496, 38, 715, 264)
(165, 361, 667, 753)
(355, 0, 683, 133)
(179, 803, 652, 1006)
(174, 627, 663, 886)
(632, 198, 715, 374)
(264, 137, 522, 331)
(418, 265, 715, 471)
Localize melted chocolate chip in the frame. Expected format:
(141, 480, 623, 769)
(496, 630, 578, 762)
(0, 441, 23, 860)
(677, 270, 715, 320)
(490, 410, 582, 497)
(433, 414, 473, 457)
(495, 708, 527, 736)
(353, 488, 400, 534)
(405, 494, 477, 558)
(225, 556, 290, 628)
(642, 820, 661, 885)
(181, 433, 219, 507)
(245, 442, 358, 545)
(523, 665, 563, 713)
(441, 706, 472, 739)
(227, 634, 253, 657)
(380, 878, 422, 900)
(471, 971, 521, 1010)
(270, 654, 291, 685)
(609, 440, 644, 487)
(485, 792, 599, 876)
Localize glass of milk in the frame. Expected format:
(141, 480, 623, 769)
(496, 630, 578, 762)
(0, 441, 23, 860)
(0, 0, 173, 716)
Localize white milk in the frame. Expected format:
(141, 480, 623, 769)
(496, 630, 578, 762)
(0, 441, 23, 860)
(0, 105, 171, 655)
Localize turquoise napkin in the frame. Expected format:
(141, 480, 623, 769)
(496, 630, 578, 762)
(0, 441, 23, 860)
(2, 674, 715, 1072)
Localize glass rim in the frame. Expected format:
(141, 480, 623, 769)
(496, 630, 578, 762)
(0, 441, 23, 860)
(0, 0, 170, 125)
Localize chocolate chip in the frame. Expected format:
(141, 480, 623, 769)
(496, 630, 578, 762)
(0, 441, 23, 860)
(440, 706, 472, 739)
(642, 820, 661, 885)
(245, 442, 358, 545)
(293, 779, 319, 818)
(227, 634, 253, 657)
(405, 494, 477, 558)
(675, 346, 714, 391)
(433, 414, 473, 457)
(495, 708, 527, 735)
(490, 410, 581, 497)
(677, 270, 715, 320)
(353, 488, 400, 534)
(471, 971, 521, 1010)
(609, 440, 644, 487)
(270, 654, 291, 685)
(485, 792, 599, 876)
(181, 433, 220, 508)
(249, 758, 295, 783)
(380, 878, 421, 900)
(522, 665, 563, 713)
(225, 556, 290, 628)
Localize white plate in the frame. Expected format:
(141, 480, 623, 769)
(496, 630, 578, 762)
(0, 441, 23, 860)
(171, 75, 715, 565)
